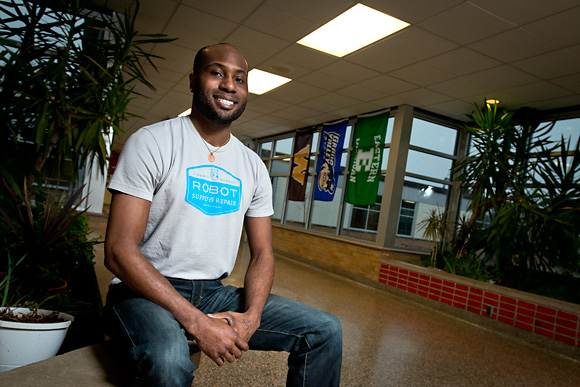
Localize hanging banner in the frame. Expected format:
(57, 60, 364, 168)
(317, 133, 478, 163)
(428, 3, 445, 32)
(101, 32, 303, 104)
(288, 129, 314, 201)
(346, 111, 389, 205)
(314, 120, 348, 201)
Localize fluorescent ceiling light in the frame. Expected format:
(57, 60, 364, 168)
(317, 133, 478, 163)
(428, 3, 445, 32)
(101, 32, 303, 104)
(297, 3, 410, 57)
(485, 98, 501, 105)
(248, 69, 291, 95)
(178, 108, 191, 117)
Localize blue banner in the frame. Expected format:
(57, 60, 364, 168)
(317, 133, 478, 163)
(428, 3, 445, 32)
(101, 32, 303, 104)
(314, 120, 348, 201)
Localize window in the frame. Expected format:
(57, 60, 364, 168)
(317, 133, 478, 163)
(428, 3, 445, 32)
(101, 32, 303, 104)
(397, 201, 415, 236)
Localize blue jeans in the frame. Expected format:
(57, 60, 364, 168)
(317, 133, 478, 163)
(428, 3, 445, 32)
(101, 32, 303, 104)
(103, 278, 342, 386)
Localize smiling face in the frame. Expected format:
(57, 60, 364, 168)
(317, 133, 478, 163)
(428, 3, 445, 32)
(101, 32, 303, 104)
(190, 44, 248, 126)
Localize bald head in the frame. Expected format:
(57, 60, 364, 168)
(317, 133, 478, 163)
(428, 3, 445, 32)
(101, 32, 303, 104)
(193, 43, 247, 76)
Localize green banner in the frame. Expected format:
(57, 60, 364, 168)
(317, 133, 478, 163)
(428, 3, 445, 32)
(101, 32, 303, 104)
(346, 111, 389, 205)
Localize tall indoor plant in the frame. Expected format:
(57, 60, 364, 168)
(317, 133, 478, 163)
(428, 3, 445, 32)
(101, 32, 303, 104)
(0, 0, 175, 367)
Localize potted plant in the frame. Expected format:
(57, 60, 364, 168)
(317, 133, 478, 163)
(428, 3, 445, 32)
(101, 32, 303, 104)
(0, 0, 174, 369)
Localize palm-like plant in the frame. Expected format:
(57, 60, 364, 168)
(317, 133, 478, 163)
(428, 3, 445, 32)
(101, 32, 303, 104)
(0, 0, 175, 191)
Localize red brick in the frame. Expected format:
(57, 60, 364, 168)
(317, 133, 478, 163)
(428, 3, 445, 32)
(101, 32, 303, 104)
(428, 294, 440, 302)
(536, 313, 556, 323)
(555, 334, 576, 346)
(418, 285, 429, 293)
(498, 316, 515, 326)
(517, 300, 536, 310)
(555, 326, 576, 338)
(537, 305, 556, 315)
(431, 283, 442, 290)
(515, 321, 533, 332)
(557, 310, 579, 322)
(501, 296, 517, 305)
(455, 290, 468, 298)
(485, 292, 500, 300)
(443, 280, 455, 288)
(534, 320, 554, 330)
(399, 274, 408, 282)
(387, 281, 397, 288)
(431, 277, 442, 284)
(556, 318, 578, 330)
(441, 298, 452, 306)
(420, 274, 430, 281)
(441, 291, 453, 300)
(470, 288, 484, 296)
(397, 284, 407, 291)
(454, 296, 467, 305)
(456, 284, 469, 292)
(500, 302, 516, 312)
(388, 266, 398, 273)
(534, 326, 554, 339)
(499, 309, 515, 319)
(468, 294, 483, 303)
(399, 269, 408, 275)
(409, 271, 419, 278)
(518, 307, 534, 318)
(408, 281, 418, 289)
(453, 302, 467, 309)
(430, 288, 441, 297)
(484, 298, 499, 307)
(468, 299, 482, 308)
(467, 306, 482, 315)
(408, 287, 417, 294)
(419, 279, 429, 287)
(442, 285, 454, 294)
(408, 276, 419, 284)
(418, 290, 428, 298)
(516, 314, 534, 324)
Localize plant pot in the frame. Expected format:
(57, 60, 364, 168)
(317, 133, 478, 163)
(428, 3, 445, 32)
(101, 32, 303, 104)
(0, 307, 74, 372)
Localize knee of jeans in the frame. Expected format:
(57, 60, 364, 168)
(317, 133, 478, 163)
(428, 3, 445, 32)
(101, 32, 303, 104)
(134, 336, 194, 384)
(314, 312, 343, 346)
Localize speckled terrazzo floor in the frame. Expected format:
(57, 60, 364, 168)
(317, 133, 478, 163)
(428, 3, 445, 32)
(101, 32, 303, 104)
(88, 216, 580, 386)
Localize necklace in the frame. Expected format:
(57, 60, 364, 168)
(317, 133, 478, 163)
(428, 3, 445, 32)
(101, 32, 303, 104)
(200, 134, 231, 162)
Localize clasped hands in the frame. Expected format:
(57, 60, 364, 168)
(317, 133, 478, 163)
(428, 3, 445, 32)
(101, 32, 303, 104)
(194, 311, 257, 366)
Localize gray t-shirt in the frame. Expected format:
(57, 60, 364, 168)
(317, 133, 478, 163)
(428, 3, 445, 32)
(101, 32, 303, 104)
(108, 116, 273, 280)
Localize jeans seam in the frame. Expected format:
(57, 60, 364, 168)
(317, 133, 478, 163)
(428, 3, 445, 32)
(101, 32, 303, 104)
(112, 306, 140, 362)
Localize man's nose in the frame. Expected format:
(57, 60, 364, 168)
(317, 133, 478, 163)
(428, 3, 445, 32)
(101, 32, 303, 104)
(219, 76, 235, 93)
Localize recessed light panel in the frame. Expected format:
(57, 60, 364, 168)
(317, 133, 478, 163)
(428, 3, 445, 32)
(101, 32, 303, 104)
(297, 3, 410, 57)
(248, 69, 292, 95)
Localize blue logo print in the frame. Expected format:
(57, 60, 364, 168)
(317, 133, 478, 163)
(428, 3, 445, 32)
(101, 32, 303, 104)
(185, 166, 242, 216)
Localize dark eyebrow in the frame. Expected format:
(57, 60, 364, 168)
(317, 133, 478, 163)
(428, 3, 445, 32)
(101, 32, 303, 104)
(206, 62, 247, 76)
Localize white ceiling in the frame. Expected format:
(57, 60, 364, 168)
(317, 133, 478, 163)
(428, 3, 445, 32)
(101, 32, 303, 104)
(98, 0, 580, 151)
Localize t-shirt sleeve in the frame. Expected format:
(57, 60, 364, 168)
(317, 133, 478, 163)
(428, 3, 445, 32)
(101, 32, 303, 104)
(246, 158, 274, 218)
(107, 128, 163, 202)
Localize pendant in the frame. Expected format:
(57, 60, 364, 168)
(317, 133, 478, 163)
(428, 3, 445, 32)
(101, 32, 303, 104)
(208, 153, 215, 162)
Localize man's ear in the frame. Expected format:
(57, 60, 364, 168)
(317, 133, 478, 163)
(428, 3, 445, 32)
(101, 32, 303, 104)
(189, 72, 195, 93)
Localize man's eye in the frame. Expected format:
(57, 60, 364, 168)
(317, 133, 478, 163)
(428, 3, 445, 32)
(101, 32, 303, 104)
(211, 71, 223, 77)
(235, 78, 245, 84)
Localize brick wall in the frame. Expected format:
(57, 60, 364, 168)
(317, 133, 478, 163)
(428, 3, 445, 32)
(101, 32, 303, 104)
(272, 225, 422, 282)
(380, 261, 580, 347)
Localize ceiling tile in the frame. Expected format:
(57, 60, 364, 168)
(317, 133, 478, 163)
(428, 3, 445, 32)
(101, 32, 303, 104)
(377, 26, 458, 61)
(168, 5, 237, 41)
(423, 99, 474, 121)
(298, 71, 351, 92)
(320, 60, 380, 83)
(389, 62, 455, 87)
(469, 28, 555, 63)
(464, 65, 538, 90)
(226, 26, 291, 57)
(335, 84, 386, 103)
(550, 73, 580, 94)
(265, 0, 353, 24)
(182, 0, 261, 23)
(243, 4, 317, 41)
(423, 48, 501, 77)
(363, 0, 463, 24)
(360, 75, 417, 95)
(346, 45, 416, 74)
(428, 77, 492, 99)
(395, 88, 453, 107)
(512, 49, 580, 79)
(136, 0, 178, 23)
(313, 93, 362, 109)
(486, 81, 573, 107)
(274, 44, 338, 70)
(523, 6, 580, 48)
(469, 0, 579, 25)
(419, 2, 515, 45)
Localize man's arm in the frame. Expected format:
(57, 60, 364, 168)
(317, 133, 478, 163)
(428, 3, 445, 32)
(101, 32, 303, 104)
(104, 192, 248, 365)
(210, 216, 274, 342)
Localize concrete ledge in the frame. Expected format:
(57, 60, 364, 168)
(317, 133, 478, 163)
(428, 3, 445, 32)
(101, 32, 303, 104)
(0, 340, 201, 385)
